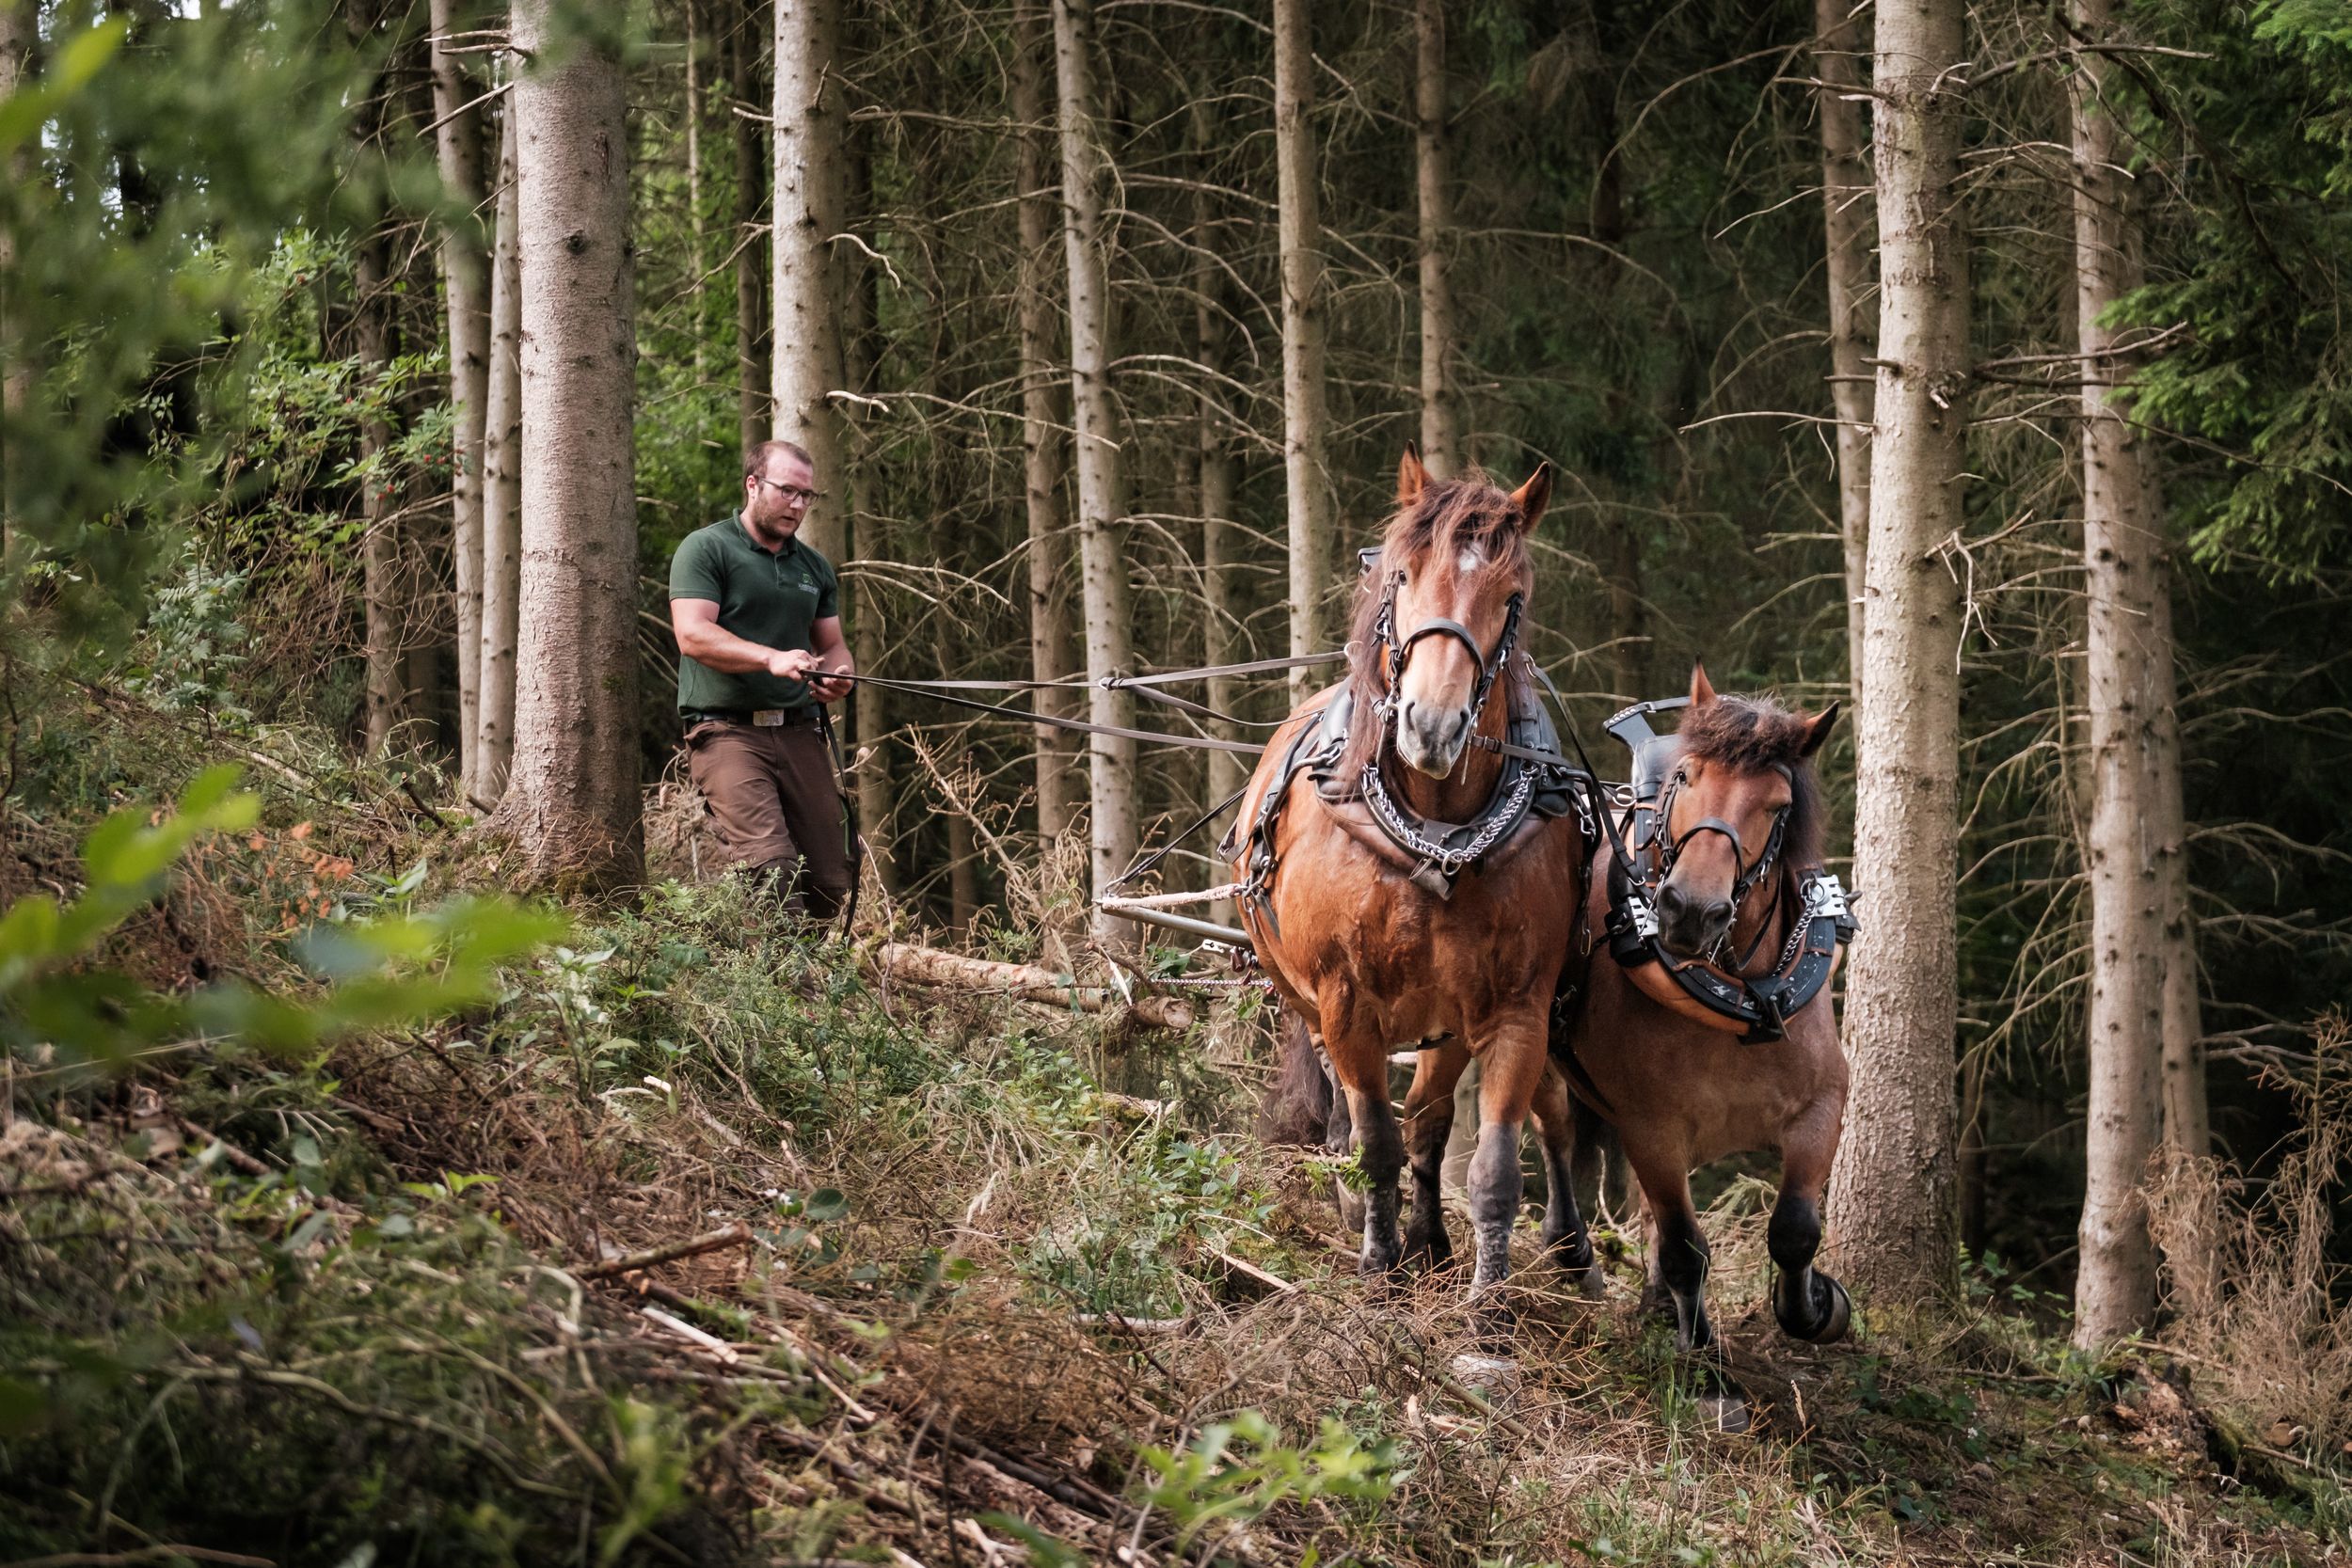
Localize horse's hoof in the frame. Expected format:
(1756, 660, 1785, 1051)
(1795, 1275, 1852, 1344)
(1698, 1391, 1751, 1434)
(1575, 1259, 1607, 1301)
(1335, 1184, 1367, 1232)
(1639, 1282, 1675, 1321)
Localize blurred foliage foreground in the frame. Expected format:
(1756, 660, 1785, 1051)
(0, 690, 2346, 1567)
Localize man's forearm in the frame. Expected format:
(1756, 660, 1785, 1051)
(676, 621, 778, 674)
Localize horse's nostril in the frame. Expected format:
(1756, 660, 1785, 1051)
(1701, 897, 1734, 932)
(1658, 883, 1688, 918)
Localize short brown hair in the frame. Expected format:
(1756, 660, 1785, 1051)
(745, 439, 814, 482)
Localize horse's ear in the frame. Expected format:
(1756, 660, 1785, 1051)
(1509, 461, 1552, 532)
(1691, 659, 1717, 708)
(1800, 701, 1840, 757)
(1397, 444, 1429, 505)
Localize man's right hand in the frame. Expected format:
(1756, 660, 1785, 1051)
(766, 647, 822, 682)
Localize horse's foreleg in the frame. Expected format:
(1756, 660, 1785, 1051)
(1315, 1039, 1365, 1232)
(1625, 1148, 1714, 1353)
(1530, 1065, 1604, 1298)
(1466, 1022, 1548, 1294)
(1326, 1036, 1406, 1278)
(1770, 1108, 1852, 1343)
(1400, 1042, 1469, 1272)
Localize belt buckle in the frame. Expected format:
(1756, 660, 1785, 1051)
(753, 709, 787, 728)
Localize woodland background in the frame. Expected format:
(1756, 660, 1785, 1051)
(4, 0, 2352, 1562)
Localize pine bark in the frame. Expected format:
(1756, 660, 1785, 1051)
(1052, 0, 1136, 922)
(428, 0, 491, 794)
(1413, 0, 1459, 476)
(1190, 99, 1247, 821)
(771, 0, 845, 560)
(1823, 0, 1970, 1303)
(1273, 0, 1333, 697)
(685, 0, 707, 386)
(733, 0, 770, 460)
(2071, 0, 2190, 1347)
(490, 0, 644, 887)
(1817, 0, 1875, 695)
(356, 232, 403, 759)
(476, 100, 522, 802)
(0, 0, 34, 533)
(1014, 0, 1080, 849)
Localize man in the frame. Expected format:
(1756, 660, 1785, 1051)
(668, 439, 856, 918)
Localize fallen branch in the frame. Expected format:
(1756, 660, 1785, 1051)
(642, 1306, 739, 1365)
(579, 1222, 753, 1279)
(871, 942, 1193, 1031)
(1207, 1247, 1296, 1296)
(177, 1120, 272, 1178)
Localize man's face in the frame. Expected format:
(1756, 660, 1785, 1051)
(742, 451, 818, 546)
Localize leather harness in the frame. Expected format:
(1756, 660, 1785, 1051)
(1593, 699, 1857, 1043)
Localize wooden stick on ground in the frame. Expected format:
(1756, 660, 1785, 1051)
(870, 942, 1194, 1031)
(580, 1221, 754, 1279)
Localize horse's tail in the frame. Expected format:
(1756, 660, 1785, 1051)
(1256, 1003, 1332, 1146)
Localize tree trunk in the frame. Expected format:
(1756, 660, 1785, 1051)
(733, 0, 770, 461)
(476, 99, 522, 802)
(489, 0, 644, 888)
(1817, 0, 1875, 697)
(1015, 0, 1080, 850)
(1188, 94, 1246, 925)
(2158, 717, 2207, 1159)
(1052, 0, 1136, 925)
(1274, 0, 1333, 700)
(356, 233, 403, 759)
(837, 132, 893, 896)
(1413, 0, 1459, 476)
(2071, 0, 2185, 1348)
(0, 0, 34, 537)
(685, 0, 707, 387)
(771, 0, 845, 560)
(428, 0, 491, 795)
(1822, 0, 1970, 1304)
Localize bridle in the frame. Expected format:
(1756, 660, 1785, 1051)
(1364, 561, 1526, 739)
(1596, 706, 1856, 1043)
(1652, 760, 1793, 914)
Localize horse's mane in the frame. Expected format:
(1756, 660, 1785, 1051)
(1335, 471, 1537, 782)
(1677, 693, 1828, 870)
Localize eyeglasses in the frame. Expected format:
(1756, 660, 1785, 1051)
(753, 476, 821, 506)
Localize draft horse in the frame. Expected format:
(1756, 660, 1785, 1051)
(1560, 663, 1855, 1371)
(1232, 451, 1597, 1296)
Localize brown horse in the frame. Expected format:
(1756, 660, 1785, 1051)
(1232, 451, 1597, 1296)
(1558, 663, 1853, 1373)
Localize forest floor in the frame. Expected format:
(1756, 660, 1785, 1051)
(3, 691, 2348, 1567)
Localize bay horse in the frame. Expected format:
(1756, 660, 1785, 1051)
(1232, 451, 1599, 1298)
(1558, 663, 1853, 1385)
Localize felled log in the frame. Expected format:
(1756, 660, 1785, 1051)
(870, 942, 1194, 1032)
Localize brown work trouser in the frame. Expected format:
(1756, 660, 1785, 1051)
(684, 719, 852, 918)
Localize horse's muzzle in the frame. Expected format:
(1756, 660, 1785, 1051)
(1656, 878, 1735, 958)
(1395, 700, 1470, 777)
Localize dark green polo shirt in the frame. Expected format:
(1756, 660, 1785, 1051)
(669, 515, 841, 718)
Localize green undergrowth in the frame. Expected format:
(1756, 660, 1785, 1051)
(3, 692, 2348, 1565)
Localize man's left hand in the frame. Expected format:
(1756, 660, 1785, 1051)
(808, 669, 853, 703)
